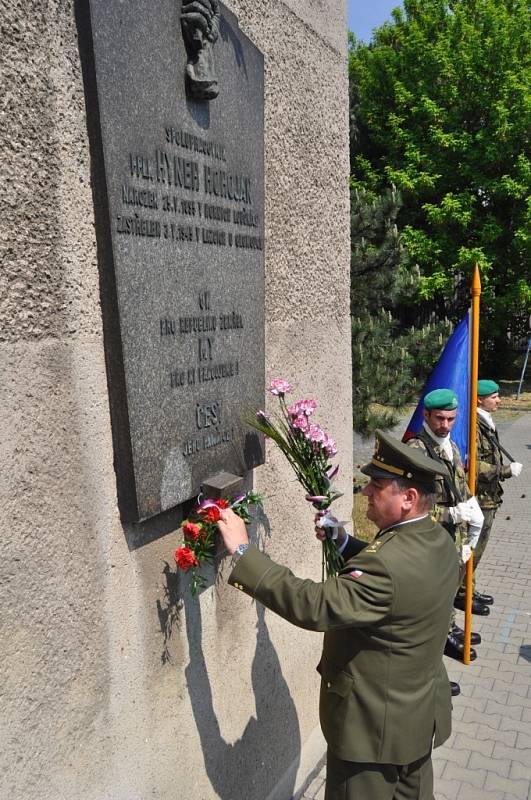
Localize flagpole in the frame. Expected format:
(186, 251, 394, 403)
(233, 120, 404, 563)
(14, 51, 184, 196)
(464, 264, 481, 664)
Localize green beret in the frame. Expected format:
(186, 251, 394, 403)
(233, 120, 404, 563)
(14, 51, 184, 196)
(361, 429, 450, 484)
(423, 389, 458, 410)
(477, 379, 499, 397)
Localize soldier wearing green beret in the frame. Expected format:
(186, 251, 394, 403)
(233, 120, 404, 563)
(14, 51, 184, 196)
(406, 389, 485, 672)
(217, 431, 459, 800)
(456, 379, 523, 607)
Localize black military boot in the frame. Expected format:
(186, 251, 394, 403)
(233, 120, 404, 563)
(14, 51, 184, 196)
(445, 630, 477, 661)
(451, 623, 482, 645)
(473, 590, 494, 605)
(453, 593, 490, 615)
(450, 681, 461, 697)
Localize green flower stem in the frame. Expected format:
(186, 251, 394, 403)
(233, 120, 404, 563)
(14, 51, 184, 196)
(246, 401, 342, 578)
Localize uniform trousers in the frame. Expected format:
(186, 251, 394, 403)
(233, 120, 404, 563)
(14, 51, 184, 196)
(450, 562, 466, 628)
(325, 748, 434, 800)
(473, 508, 496, 575)
(458, 508, 496, 593)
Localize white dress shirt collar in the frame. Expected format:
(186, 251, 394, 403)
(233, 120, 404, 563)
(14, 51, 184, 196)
(477, 407, 496, 430)
(422, 420, 454, 462)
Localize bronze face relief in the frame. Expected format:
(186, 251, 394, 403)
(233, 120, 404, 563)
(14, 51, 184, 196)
(181, 0, 220, 100)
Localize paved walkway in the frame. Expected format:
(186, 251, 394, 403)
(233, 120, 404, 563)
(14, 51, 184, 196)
(300, 412, 531, 800)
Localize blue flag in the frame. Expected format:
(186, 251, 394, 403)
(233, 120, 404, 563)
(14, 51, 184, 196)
(403, 314, 470, 462)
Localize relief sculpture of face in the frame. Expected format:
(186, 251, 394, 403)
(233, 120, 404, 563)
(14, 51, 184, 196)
(181, 0, 221, 100)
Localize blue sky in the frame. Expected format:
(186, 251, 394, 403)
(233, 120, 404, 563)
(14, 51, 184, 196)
(347, 0, 403, 41)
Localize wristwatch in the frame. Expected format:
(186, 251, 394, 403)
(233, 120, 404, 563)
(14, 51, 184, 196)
(233, 543, 249, 561)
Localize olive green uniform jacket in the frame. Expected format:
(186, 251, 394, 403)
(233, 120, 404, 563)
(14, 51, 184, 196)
(229, 515, 459, 765)
(407, 429, 471, 547)
(476, 417, 512, 510)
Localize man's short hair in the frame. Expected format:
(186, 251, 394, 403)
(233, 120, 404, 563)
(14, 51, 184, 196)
(393, 477, 437, 511)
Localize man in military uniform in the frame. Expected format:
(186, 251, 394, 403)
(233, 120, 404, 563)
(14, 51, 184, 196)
(456, 379, 523, 606)
(405, 389, 485, 671)
(217, 432, 459, 800)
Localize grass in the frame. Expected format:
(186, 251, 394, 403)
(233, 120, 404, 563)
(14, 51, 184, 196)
(498, 379, 531, 412)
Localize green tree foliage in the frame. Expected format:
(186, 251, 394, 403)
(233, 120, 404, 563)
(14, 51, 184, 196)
(351, 186, 452, 435)
(349, 0, 531, 370)
(351, 186, 414, 312)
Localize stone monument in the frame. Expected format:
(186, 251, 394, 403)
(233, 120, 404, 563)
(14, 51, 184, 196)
(1, 2, 351, 798)
(87, 0, 265, 521)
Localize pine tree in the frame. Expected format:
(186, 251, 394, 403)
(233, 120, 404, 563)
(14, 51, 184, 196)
(351, 186, 416, 313)
(351, 186, 452, 435)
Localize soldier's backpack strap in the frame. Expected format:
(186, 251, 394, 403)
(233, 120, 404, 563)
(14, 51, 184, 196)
(477, 417, 515, 462)
(421, 435, 463, 504)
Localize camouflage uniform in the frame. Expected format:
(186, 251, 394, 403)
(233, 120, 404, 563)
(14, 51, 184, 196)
(407, 428, 471, 628)
(407, 428, 471, 550)
(474, 416, 512, 576)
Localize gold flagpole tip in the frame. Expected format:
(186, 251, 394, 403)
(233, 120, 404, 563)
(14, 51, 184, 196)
(472, 263, 481, 295)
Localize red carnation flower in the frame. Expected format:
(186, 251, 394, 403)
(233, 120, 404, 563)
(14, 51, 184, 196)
(182, 522, 202, 541)
(175, 546, 199, 572)
(217, 499, 230, 509)
(201, 505, 222, 523)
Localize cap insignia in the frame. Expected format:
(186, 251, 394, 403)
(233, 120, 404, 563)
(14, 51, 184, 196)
(371, 457, 404, 476)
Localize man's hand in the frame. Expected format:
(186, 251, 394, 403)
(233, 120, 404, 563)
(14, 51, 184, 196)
(449, 502, 473, 524)
(216, 508, 249, 555)
(510, 462, 523, 477)
(461, 544, 472, 563)
(466, 496, 484, 548)
(314, 511, 347, 548)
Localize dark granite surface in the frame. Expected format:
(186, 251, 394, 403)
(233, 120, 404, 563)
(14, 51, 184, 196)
(88, 0, 265, 520)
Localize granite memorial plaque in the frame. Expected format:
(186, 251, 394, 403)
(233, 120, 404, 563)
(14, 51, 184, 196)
(87, 0, 265, 521)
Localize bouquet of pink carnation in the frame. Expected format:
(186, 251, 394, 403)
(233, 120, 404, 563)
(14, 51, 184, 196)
(248, 378, 344, 578)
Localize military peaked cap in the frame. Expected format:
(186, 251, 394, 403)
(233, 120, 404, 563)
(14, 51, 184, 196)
(361, 429, 450, 483)
(477, 379, 499, 397)
(423, 388, 458, 410)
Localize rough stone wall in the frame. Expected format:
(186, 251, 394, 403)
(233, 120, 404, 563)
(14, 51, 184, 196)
(0, 1, 350, 798)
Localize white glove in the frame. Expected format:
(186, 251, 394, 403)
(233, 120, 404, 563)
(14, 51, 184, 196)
(316, 511, 349, 546)
(466, 497, 484, 548)
(449, 502, 473, 524)
(510, 462, 523, 477)
(461, 544, 472, 563)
